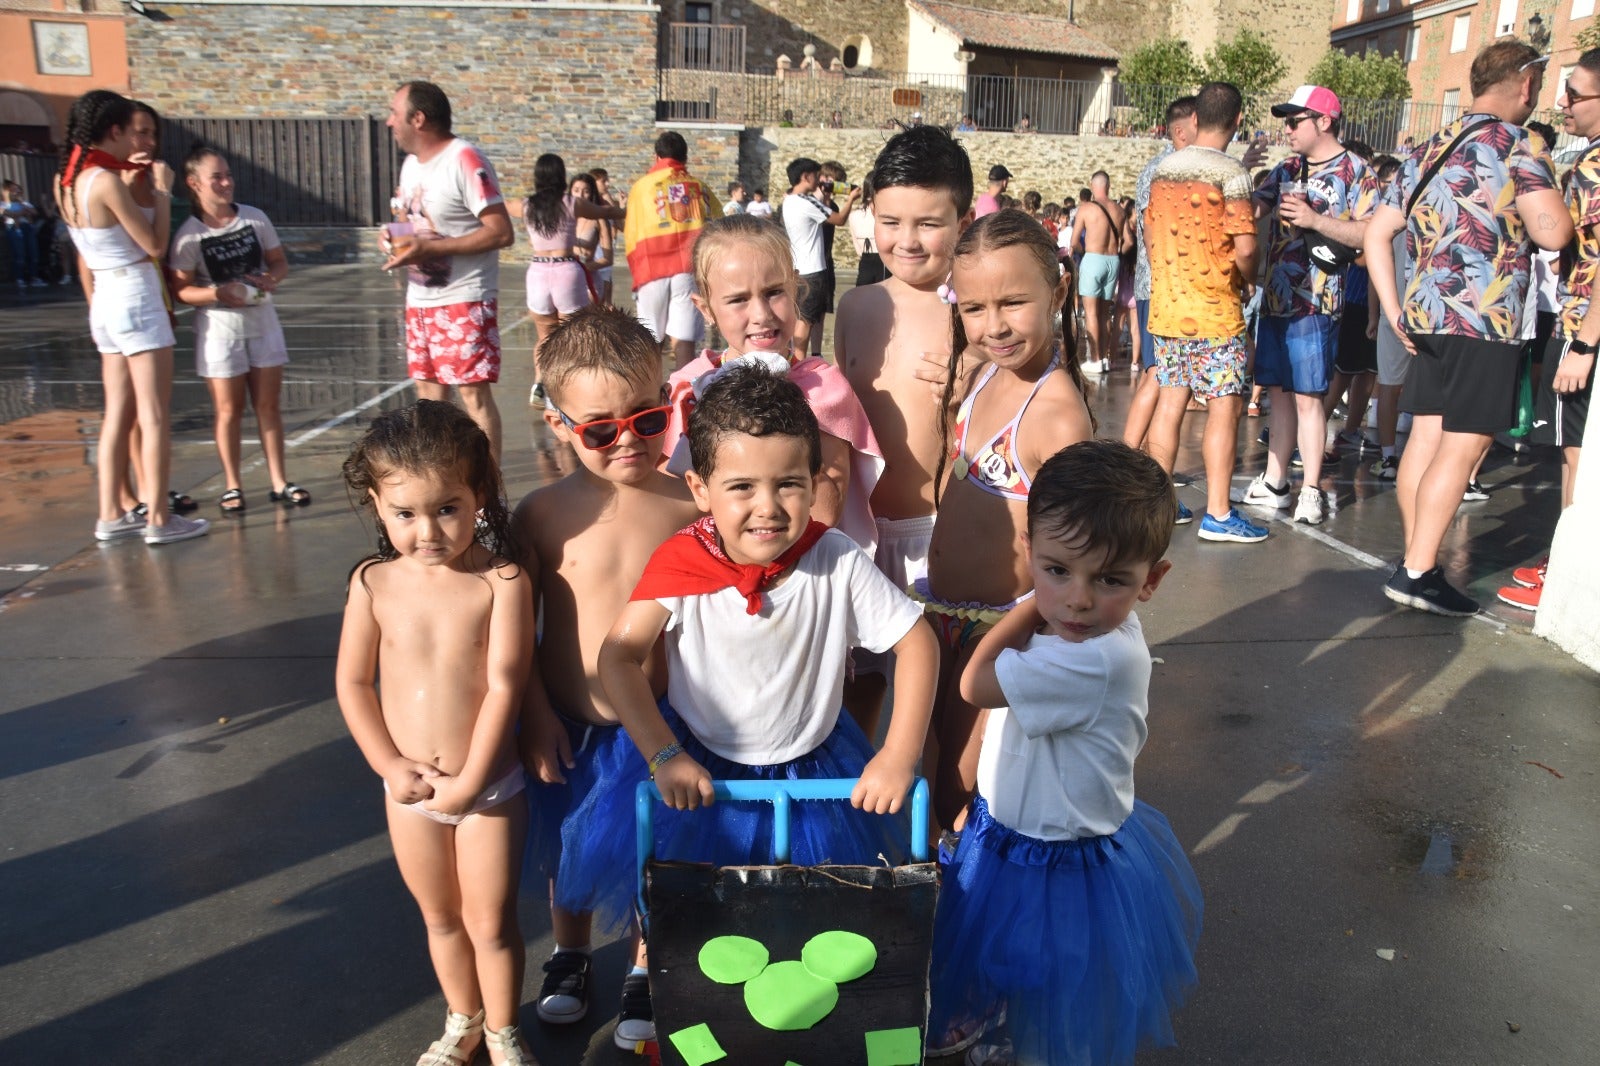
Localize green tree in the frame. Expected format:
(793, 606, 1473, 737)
(1201, 30, 1289, 126)
(1579, 22, 1600, 52)
(1305, 49, 1412, 101)
(1119, 38, 1202, 128)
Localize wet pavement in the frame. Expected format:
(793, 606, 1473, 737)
(0, 267, 1596, 1065)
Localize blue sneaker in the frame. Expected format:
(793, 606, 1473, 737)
(1198, 508, 1269, 543)
(1175, 500, 1194, 525)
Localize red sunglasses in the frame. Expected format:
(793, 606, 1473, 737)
(552, 403, 673, 450)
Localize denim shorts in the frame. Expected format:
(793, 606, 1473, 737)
(1254, 313, 1340, 395)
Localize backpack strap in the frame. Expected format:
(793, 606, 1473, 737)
(1405, 118, 1499, 218)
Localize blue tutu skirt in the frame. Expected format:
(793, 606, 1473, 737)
(556, 701, 913, 935)
(929, 794, 1202, 1066)
(523, 715, 631, 889)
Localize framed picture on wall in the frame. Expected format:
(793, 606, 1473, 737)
(33, 21, 93, 77)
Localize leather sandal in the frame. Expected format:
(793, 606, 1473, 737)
(484, 1023, 539, 1065)
(416, 1008, 483, 1066)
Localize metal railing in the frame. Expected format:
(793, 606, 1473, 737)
(661, 22, 746, 73)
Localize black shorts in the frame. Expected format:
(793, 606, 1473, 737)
(1400, 332, 1521, 434)
(1334, 304, 1377, 375)
(855, 252, 888, 287)
(797, 270, 830, 324)
(1532, 330, 1594, 447)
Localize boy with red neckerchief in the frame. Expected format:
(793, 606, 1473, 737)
(592, 363, 937, 871)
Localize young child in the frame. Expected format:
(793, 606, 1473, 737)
(745, 189, 773, 218)
(591, 361, 938, 867)
(170, 144, 302, 514)
(335, 400, 537, 1066)
(835, 124, 975, 735)
(923, 209, 1095, 833)
(928, 439, 1202, 1066)
(662, 213, 884, 553)
(513, 305, 699, 1049)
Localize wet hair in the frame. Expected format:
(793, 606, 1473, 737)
(654, 131, 688, 163)
(1194, 82, 1242, 132)
(691, 213, 798, 309)
(1022, 190, 1042, 212)
(342, 399, 515, 569)
(787, 157, 821, 188)
(57, 90, 135, 219)
(1165, 95, 1198, 128)
(538, 304, 662, 406)
(688, 363, 821, 479)
(525, 153, 569, 239)
(1471, 39, 1543, 97)
(399, 81, 452, 135)
(868, 124, 974, 216)
(934, 208, 1094, 505)
(1028, 440, 1176, 568)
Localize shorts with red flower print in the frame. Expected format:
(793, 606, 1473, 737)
(405, 299, 501, 384)
(1152, 332, 1249, 399)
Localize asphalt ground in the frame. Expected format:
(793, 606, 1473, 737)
(0, 265, 1596, 1065)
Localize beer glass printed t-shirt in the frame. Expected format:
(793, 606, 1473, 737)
(1385, 115, 1557, 341)
(170, 205, 280, 288)
(1145, 145, 1255, 340)
(396, 137, 504, 307)
(1258, 150, 1379, 319)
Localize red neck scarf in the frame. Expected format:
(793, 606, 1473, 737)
(66, 145, 148, 179)
(632, 516, 829, 615)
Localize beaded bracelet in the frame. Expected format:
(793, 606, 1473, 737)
(648, 741, 684, 778)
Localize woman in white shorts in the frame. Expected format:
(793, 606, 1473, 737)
(171, 144, 300, 513)
(59, 90, 208, 545)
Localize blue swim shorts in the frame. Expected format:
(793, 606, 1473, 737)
(1254, 313, 1340, 395)
(1078, 252, 1120, 301)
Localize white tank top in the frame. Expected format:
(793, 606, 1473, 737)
(66, 169, 153, 270)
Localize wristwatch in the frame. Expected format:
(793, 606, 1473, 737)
(1569, 338, 1597, 356)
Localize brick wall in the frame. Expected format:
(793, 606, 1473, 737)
(125, 3, 664, 204)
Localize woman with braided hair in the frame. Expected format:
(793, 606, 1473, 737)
(58, 89, 209, 545)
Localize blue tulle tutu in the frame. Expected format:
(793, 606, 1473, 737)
(555, 701, 913, 934)
(929, 794, 1202, 1066)
(524, 715, 633, 889)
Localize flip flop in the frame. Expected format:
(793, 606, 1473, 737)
(269, 482, 311, 507)
(219, 488, 246, 514)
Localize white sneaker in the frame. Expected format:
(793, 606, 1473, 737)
(1293, 486, 1325, 525)
(1230, 473, 1293, 510)
(1080, 360, 1100, 377)
(29, 277, 46, 288)
(143, 514, 210, 545)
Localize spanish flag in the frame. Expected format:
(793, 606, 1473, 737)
(624, 159, 722, 290)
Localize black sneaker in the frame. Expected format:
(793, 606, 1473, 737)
(1383, 566, 1480, 617)
(535, 950, 591, 1024)
(1462, 479, 1491, 502)
(613, 972, 654, 1050)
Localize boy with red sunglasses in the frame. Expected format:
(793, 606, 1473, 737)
(511, 304, 699, 1048)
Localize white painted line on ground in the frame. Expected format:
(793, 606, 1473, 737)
(0, 563, 48, 572)
(287, 380, 413, 447)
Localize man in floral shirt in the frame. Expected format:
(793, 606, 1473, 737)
(1366, 39, 1571, 617)
(1239, 85, 1378, 527)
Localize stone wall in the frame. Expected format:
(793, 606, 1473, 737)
(125, 3, 663, 201)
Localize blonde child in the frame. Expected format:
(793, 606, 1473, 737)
(835, 124, 976, 734)
(335, 400, 537, 1066)
(170, 144, 302, 513)
(513, 305, 699, 1049)
(591, 360, 937, 874)
(661, 213, 884, 553)
(922, 209, 1095, 834)
(929, 440, 1201, 1065)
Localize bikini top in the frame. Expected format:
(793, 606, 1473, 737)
(951, 350, 1060, 501)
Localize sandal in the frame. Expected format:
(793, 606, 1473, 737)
(269, 482, 312, 507)
(169, 490, 199, 514)
(484, 1024, 539, 1065)
(416, 1008, 483, 1066)
(219, 488, 246, 514)
(1247, 401, 1263, 417)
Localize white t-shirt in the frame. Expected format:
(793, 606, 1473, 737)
(171, 205, 283, 332)
(395, 137, 504, 307)
(746, 200, 774, 218)
(782, 193, 831, 275)
(976, 615, 1152, 840)
(723, 200, 745, 216)
(655, 529, 923, 764)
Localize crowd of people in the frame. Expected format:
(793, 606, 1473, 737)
(48, 35, 1594, 1064)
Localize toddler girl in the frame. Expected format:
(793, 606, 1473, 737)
(922, 208, 1096, 833)
(663, 213, 885, 553)
(336, 400, 537, 1066)
(929, 440, 1202, 1065)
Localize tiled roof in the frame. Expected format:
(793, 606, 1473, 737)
(908, 0, 1120, 63)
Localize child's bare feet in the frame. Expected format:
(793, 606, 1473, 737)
(485, 1024, 539, 1065)
(416, 1008, 483, 1066)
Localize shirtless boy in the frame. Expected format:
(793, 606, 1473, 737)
(513, 305, 699, 1049)
(835, 125, 975, 734)
(1069, 170, 1126, 375)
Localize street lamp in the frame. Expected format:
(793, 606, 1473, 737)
(1527, 12, 1551, 54)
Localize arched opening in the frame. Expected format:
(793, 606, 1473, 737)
(840, 34, 873, 72)
(0, 91, 54, 152)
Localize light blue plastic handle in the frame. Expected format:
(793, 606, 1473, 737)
(634, 777, 931, 917)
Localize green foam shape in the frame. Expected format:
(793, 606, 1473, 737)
(667, 1022, 727, 1066)
(743, 959, 839, 1030)
(697, 934, 769, 985)
(864, 1027, 923, 1066)
(801, 929, 878, 983)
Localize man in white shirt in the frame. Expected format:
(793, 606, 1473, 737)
(382, 81, 514, 461)
(782, 157, 859, 356)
